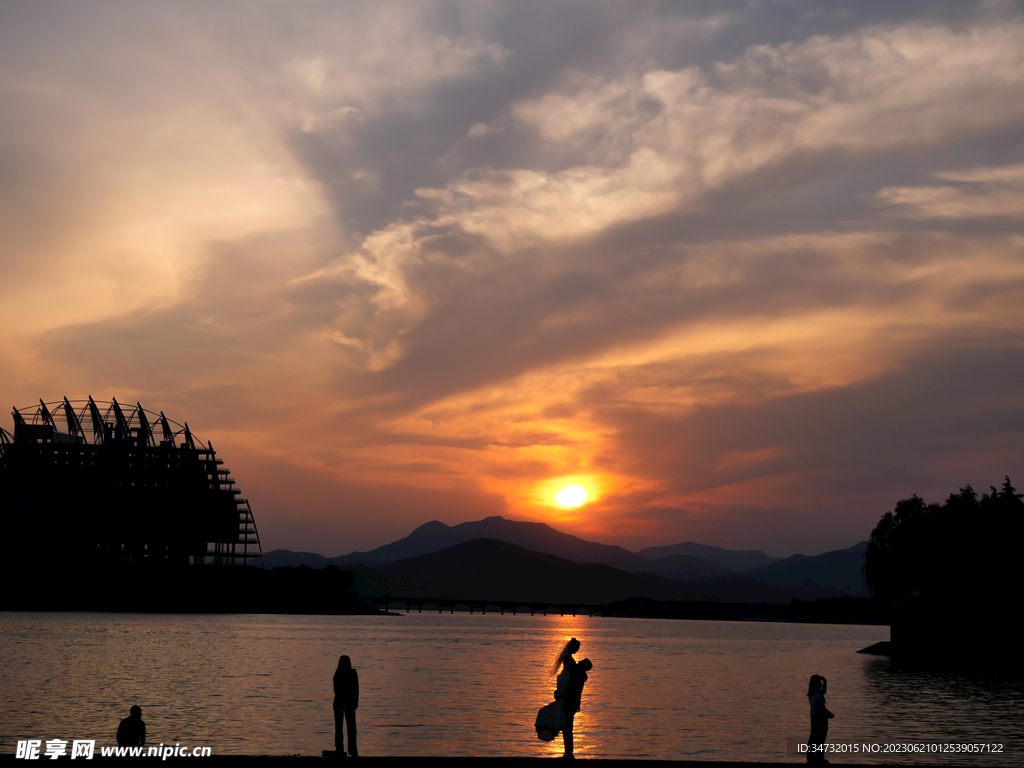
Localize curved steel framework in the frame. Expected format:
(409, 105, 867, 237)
(0, 397, 264, 568)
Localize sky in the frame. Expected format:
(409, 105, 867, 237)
(2, 0, 1023, 558)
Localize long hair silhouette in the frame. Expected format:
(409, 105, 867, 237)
(550, 638, 581, 675)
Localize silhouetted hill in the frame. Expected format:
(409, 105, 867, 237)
(263, 518, 867, 600)
(345, 538, 850, 605)
(638, 553, 731, 581)
(336, 515, 651, 572)
(350, 538, 674, 604)
(263, 549, 334, 569)
(636, 541, 779, 571)
(744, 541, 869, 596)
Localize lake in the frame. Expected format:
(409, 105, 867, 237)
(1, 612, 1020, 762)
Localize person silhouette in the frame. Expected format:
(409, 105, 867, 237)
(116, 705, 146, 747)
(559, 657, 593, 759)
(551, 638, 587, 759)
(334, 655, 359, 757)
(806, 675, 834, 763)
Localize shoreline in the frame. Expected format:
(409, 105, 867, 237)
(0, 757, 978, 765)
(0, 605, 889, 627)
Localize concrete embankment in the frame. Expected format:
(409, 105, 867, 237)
(0, 756, 976, 765)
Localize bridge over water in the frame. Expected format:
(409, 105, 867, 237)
(370, 597, 619, 617)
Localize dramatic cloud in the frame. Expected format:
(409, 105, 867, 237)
(3, 1, 1023, 556)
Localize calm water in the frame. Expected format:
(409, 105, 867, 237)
(1, 612, 1020, 762)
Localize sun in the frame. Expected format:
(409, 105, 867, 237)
(551, 481, 591, 508)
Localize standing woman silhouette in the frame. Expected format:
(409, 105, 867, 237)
(334, 655, 359, 757)
(806, 674, 834, 763)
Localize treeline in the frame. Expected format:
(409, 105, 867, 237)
(864, 476, 1023, 608)
(863, 477, 1023, 670)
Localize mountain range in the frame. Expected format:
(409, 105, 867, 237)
(264, 516, 868, 604)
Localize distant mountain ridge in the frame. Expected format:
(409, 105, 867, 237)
(330, 515, 652, 572)
(354, 538, 671, 604)
(637, 553, 731, 581)
(636, 541, 780, 571)
(744, 541, 869, 596)
(262, 515, 869, 602)
(347, 538, 854, 604)
(262, 550, 335, 568)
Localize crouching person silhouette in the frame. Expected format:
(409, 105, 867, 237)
(116, 705, 146, 747)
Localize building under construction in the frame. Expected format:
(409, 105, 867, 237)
(0, 397, 263, 570)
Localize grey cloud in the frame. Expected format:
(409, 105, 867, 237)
(340, 225, 1013, 415)
(280, 1, 1001, 240)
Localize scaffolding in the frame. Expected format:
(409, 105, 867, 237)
(0, 397, 264, 568)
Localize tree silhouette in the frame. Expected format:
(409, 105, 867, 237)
(864, 477, 1022, 611)
(864, 477, 1023, 668)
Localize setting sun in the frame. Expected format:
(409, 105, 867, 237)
(551, 481, 591, 508)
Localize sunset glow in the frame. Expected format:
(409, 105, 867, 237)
(2, 3, 1023, 559)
